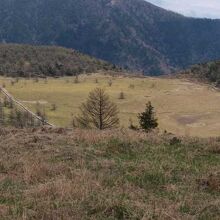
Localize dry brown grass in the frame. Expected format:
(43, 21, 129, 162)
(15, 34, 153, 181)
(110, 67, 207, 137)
(0, 128, 219, 219)
(2, 74, 220, 137)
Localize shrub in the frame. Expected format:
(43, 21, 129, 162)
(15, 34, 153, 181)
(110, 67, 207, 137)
(51, 103, 57, 111)
(74, 75, 79, 84)
(118, 91, 125, 100)
(128, 118, 138, 130)
(108, 80, 112, 87)
(169, 137, 182, 145)
(10, 80, 15, 86)
(129, 84, 135, 89)
(33, 77, 39, 83)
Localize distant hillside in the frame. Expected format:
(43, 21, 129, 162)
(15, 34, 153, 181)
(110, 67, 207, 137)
(1, 0, 220, 75)
(184, 61, 220, 86)
(0, 44, 120, 77)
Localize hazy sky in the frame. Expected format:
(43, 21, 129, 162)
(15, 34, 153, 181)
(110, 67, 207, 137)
(147, 0, 220, 19)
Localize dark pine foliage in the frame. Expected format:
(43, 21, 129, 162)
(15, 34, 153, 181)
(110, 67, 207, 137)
(138, 101, 158, 132)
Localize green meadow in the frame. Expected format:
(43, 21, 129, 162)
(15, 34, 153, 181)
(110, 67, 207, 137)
(1, 73, 220, 137)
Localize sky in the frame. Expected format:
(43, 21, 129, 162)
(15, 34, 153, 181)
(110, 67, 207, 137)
(147, 0, 220, 19)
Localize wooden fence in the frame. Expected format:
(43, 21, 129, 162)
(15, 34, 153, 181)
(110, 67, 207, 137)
(0, 86, 55, 127)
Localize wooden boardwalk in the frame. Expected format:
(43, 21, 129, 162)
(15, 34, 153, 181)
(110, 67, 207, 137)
(0, 86, 55, 127)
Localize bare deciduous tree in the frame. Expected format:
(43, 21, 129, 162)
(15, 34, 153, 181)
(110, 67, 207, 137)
(74, 88, 119, 129)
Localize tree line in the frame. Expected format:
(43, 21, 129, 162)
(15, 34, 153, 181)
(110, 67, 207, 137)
(0, 44, 121, 78)
(186, 61, 220, 86)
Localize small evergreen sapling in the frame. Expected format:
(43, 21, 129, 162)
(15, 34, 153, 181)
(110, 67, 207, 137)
(138, 101, 158, 132)
(119, 91, 125, 99)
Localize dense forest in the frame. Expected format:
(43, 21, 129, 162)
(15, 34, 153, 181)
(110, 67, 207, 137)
(0, 44, 120, 77)
(185, 60, 220, 86)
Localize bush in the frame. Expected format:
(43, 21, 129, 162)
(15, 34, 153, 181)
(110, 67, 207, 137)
(51, 104, 57, 111)
(74, 75, 79, 84)
(108, 80, 112, 87)
(129, 84, 135, 89)
(128, 118, 138, 130)
(169, 137, 182, 145)
(118, 91, 125, 100)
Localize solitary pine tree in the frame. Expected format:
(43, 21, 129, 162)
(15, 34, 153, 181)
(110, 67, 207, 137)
(74, 88, 119, 130)
(138, 101, 158, 132)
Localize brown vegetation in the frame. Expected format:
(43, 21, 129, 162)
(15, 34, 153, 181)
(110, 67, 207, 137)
(74, 88, 119, 130)
(0, 128, 219, 219)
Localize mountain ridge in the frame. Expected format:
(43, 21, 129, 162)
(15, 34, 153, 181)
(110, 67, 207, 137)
(1, 0, 220, 75)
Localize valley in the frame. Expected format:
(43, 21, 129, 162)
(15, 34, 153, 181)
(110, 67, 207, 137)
(1, 73, 220, 137)
(0, 0, 220, 218)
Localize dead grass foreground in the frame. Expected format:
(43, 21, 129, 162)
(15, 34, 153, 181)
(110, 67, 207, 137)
(0, 128, 219, 219)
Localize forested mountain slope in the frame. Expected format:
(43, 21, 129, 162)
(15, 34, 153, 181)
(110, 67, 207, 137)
(0, 0, 220, 75)
(184, 60, 220, 86)
(0, 44, 119, 77)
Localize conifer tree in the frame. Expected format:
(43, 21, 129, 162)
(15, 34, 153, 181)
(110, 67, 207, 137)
(75, 88, 119, 130)
(138, 101, 158, 132)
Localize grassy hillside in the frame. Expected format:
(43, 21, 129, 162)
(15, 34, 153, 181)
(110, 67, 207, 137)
(1, 74, 220, 137)
(0, 44, 120, 77)
(0, 128, 219, 219)
(185, 61, 220, 86)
